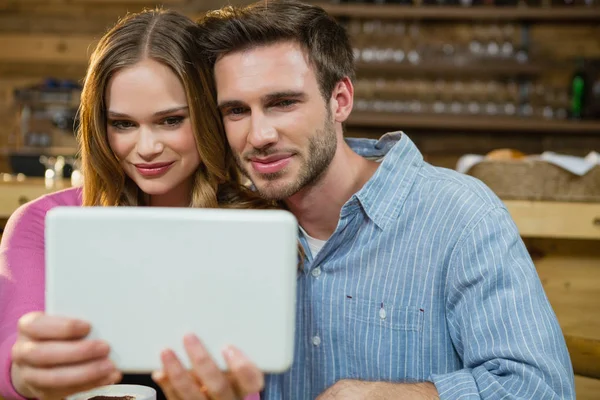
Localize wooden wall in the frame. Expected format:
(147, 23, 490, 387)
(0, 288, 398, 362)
(0, 0, 248, 171)
(1, 1, 600, 172)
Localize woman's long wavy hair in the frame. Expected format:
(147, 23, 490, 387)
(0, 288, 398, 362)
(78, 9, 275, 210)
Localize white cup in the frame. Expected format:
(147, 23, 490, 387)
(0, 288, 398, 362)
(66, 384, 156, 400)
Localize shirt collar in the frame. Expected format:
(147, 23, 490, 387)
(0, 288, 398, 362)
(343, 131, 424, 229)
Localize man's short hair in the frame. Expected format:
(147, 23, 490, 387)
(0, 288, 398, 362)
(194, 0, 355, 100)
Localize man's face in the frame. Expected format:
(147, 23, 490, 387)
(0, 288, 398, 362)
(214, 41, 337, 200)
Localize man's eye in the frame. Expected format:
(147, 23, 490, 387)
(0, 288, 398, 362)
(230, 107, 246, 115)
(276, 100, 296, 108)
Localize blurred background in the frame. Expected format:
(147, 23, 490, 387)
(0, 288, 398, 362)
(0, 0, 599, 173)
(0, 0, 599, 398)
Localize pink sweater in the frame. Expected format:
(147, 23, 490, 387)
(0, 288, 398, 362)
(0, 188, 82, 399)
(0, 188, 259, 400)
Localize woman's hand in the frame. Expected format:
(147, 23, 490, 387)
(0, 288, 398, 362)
(11, 312, 121, 400)
(152, 334, 263, 400)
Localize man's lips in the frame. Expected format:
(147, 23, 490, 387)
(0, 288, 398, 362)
(249, 153, 292, 164)
(249, 154, 292, 174)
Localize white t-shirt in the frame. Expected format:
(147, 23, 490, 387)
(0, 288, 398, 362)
(299, 226, 327, 258)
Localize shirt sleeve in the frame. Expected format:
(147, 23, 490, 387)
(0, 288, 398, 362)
(0, 201, 48, 400)
(430, 207, 575, 399)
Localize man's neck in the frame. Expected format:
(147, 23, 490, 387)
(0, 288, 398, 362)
(285, 142, 379, 241)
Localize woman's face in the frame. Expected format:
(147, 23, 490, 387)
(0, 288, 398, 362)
(106, 58, 200, 206)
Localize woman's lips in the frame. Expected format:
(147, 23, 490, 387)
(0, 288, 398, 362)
(134, 162, 175, 177)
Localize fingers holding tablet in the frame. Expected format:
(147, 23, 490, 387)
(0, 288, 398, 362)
(11, 312, 121, 400)
(152, 334, 263, 400)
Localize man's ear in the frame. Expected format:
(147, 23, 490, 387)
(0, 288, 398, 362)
(330, 77, 354, 123)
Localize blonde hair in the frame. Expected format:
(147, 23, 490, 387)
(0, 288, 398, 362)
(78, 9, 275, 210)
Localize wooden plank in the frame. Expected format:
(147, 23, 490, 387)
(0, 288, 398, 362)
(575, 375, 600, 400)
(0, 34, 96, 65)
(0, 3, 150, 18)
(535, 253, 600, 340)
(504, 201, 600, 240)
(70, 0, 186, 3)
(5, 0, 184, 5)
(314, 3, 600, 21)
(0, 63, 87, 79)
(355, 61, 543, 77)
(526, 239, 600, 346)
(565, 335, 600, 379)
(525, 237, 600, 257)
(531, 25, 600, 60)
(347, 112, 600, 134)
(0, 12, 117, 34)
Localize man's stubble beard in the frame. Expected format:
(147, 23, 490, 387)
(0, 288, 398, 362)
(234, 117, 337, 201)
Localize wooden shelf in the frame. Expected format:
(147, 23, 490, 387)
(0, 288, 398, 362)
(347, 112, 600, 133)
(4, 146, 78, 156)
(356, 60, 543, 76)
(315, 3, 600, 21)
(505, 200, 600, 240)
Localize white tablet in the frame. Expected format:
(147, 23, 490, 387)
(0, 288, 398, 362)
(45, 207, 298, 374)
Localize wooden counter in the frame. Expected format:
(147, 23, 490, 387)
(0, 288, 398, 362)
(506, 201, 600, 241)
(3, 178, 600, 229)
(0, 177, 72, 219)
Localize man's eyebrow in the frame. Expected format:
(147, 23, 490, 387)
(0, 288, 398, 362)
(107, 106, 189, 118)
(262, 91, 306, 103)
(217, 91, 307, 110)
(217, 100, 245, 111)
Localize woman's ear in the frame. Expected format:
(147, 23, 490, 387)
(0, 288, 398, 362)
(330, 77, 354, 123)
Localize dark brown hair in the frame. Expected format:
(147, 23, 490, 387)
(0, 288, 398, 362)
(193, 0, 355, 100)
(78, 8, 275, 210)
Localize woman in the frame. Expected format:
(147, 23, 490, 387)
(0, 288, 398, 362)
(0, 9, 268, 400)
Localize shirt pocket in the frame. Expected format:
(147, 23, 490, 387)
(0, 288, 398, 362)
(344, 299, 424, 381)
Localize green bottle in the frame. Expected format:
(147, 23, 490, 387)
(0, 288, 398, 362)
(570, 57, 587, 120)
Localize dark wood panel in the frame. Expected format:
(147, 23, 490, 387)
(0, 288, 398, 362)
(315, 3, 600, 21)
(347, 112, 600, 133)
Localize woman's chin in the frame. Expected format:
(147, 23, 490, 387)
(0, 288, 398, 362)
(135, 181, 174, 197)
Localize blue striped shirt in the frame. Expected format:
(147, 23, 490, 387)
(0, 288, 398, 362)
(263, 132, 574, 399)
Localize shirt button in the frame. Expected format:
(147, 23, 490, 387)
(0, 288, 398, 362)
(379, 308, 387, 320)
(312, 335, 321, 346)
(311, 267, 321, 277)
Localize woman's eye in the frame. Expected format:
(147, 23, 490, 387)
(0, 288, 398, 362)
(110, 120, 135, 130)
(162, 116, 184, 126)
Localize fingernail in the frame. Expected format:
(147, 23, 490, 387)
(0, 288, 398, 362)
(101, 360, 115, 372)
(223, 346, 243, 363)
(75, 320, 90, 330)
(183, 333, 200, 345)
(184, 335, 208, 358)
(97, 341, 110, 353)
(151, 371, 165, 382)
(110, 371, 122, 384)
(161, 349, 175, 361)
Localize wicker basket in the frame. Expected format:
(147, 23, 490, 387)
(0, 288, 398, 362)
(466, 159, 600, 203)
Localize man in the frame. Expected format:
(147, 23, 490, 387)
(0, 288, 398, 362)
(155, 1, 575, 398)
